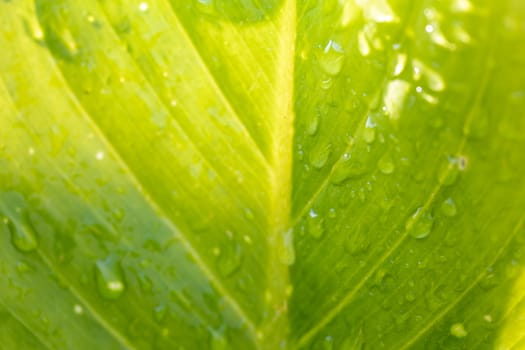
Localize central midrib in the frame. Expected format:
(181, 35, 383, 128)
(261, 0, 297, 348)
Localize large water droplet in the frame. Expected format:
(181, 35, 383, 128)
(407, 207, 434, 239)
(319, 40, 344, 76)
(95, 256, 126, 300)
(331, 150, 370, 185)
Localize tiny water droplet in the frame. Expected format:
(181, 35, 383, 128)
(438, 157, 461, 186)
(440, 198, 457, 217)
(95, 151, 105, 160)
(210, 329, 228, 350)
(407, 207, 434, 239)
(321, 77, 333, 90)
(328, 208, 337, 218)
(73, 304, 84, 315)
(244, 207, 255, 220)
(364, 116, 376, 144)
(278, 229, 295, 266)
(307, 209, 324, 239)
(323, 335, 334, 350)
(153, 304, 168, 323)
(405, 290, 416, 302)
(392, 53, 407, 77)
(139, 2, 149, 12)
(378, 153, 395, 174)
(450, 323, 467, 338)
(306, 114, 320, 136)
(358, 31, 370, 56)
(319, 40, 344, 76)
(217, 241, 242, 277)
(95, 256, 126, 300)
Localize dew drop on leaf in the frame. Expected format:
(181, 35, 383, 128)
(321, 77, 333, 90)
(407, 207, 434, 239)
(153, 304, 168, 324)
(6, 215, 38, 253)
(94, 256, 126, 300)
(217, 240, 242, 277)
(306, 114, 320, 136)
(73, 304, 84, 315)
(278, 229, 295, 266)
(440, 198, 457, 217)
(307, 208, 324, 239)
(309, 143, 332, 169)
(210, 329, 228, 350)
(331, 154, 369, 185)
(319, 40, 344, 76)
(364, 116, 376, 144)
(378, 153, 395, 174)
(450, 323, 468, 338)
(323, 335, 334, 350)
(405, 290, 416, 302)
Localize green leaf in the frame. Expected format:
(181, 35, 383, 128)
(1, 0, 525, 349)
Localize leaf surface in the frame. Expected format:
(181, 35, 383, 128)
(1, 0, 525, 349)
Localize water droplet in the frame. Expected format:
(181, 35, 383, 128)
(6, 216, 38, 253)
(412, 59, 446, 92)
(407, 207, 434, 239)
(319, 40, 344, 76)
(323, 335, 334, 350)
(139, 2, 149, 12)
(307, 209, 324, 239)
(331, 149, 370, 184)
(357, 31, 371, 56)
(392, 53, 407, 77)
(210, 329, 228, 350)
(345, 231, 370, 256)
(441, 198, 457, 217)
(217, 241, 242, 277)
(278, 229, 295, 266)
(383, 80, 411, 123)
(405, 290, 416, 302)
(321, 77, 333, 90)
(95, 151, 105, 160)
(328, 208, 337, 219)
(153, 304, 168, 323)
(450, 323, 468, 338)
(359, 0, 399, 23)
(310, 143, 332, 169)
(95, 256, 126, 300)
(306, 114, 320, 136)
(378, 153, 395, 174)
(243, 208, 255, 220)
(73, 304, 84, 315)
(438, 157, 461, 186)
(364, 116, 376, 143)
